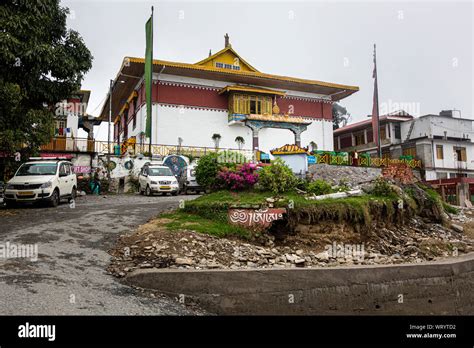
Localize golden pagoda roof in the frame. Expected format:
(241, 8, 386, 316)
(99, 49, 359, 120)
(126, 57, 358, 92)
(271, 144, 309, 155)
(195, 46, 259, 72)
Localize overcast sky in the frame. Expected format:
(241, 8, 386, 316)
(62, 0, 473, 140)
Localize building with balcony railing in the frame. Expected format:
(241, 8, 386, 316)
(334, 110, 413, 156)
(334, 110, 474, 181)
(99, 34, 359, 157)
(40, 137, 96, 153)
(39, 90, 102, 174)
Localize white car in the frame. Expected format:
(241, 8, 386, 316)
(179, 162, 203, 194)
(4, 159, 77, 208)
(138, 164, 179, 196)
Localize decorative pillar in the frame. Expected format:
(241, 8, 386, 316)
(294, 129, 302, 147)
(292, 127, 305, 147)
(245, 121, 262, 152)
(252, 128, 259, 150)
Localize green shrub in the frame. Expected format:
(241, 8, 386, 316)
(371, 177, 394, 197)
(258, 158, 297, 194)
(295, 178, 309, 191)
(195, 152, 221, 190)
(195, 150, 246, 190)
(335, 178, 351, 192)
(307, 179, 333, 196)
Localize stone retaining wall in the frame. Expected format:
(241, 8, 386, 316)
(125, 253, 474, 315)
(308, 164, 382, 186)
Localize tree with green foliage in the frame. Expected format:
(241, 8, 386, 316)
(0, 0, 93, 179)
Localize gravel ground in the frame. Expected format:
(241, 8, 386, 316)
(0, 193, 202, 315)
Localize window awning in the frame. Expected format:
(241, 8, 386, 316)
(218, 85, 286, 96)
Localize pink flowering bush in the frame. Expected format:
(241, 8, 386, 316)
(216, 162, 259, 190)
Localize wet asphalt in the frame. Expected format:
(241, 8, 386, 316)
(0, 193, 199, 315)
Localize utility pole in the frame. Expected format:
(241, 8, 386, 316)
(372, 44, 382, 158)
(107, 79, 113, 189)
(147, 6, 154, 157)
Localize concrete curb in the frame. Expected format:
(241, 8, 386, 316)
(124, 253, 474, 315)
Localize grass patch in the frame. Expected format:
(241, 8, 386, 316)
(442, 202, 459, 215)
(183, 190, 400, 228)
(187, 190, 279, 206)
(160, 211, 251, 238)
(418, 184, 458, 216)
(289, 194, 398, 226)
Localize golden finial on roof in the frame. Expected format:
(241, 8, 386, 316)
(224, 33, 231, 48)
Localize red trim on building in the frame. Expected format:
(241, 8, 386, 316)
(133, 81, 331, 120)
(276, 96, 331, 119)
(155, 82, 228, 110)
(426, 177, 474, 185)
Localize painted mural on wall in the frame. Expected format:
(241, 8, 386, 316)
(93, 154, 192, 180)
(163, 155, 189, 177)
(96, 155, 152, 178)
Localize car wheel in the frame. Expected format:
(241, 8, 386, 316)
(145, 185, 152, 196)
(49, 189, 60, 207)
(68, 187, 76, 202)
(172, 191, 178, 196)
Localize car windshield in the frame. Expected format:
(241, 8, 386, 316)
(149, 167, 173, 176)
(16, 163, 58, 176)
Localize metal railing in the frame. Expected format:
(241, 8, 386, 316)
(338, 138, 391, 152)
(119, 143, 254, 159)
(40, 137, 254, 159)
(40, 137, 95, 153)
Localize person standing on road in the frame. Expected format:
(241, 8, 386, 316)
(91, 169, 101, 195)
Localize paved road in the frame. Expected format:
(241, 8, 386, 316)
(0, 194, 200, 315)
